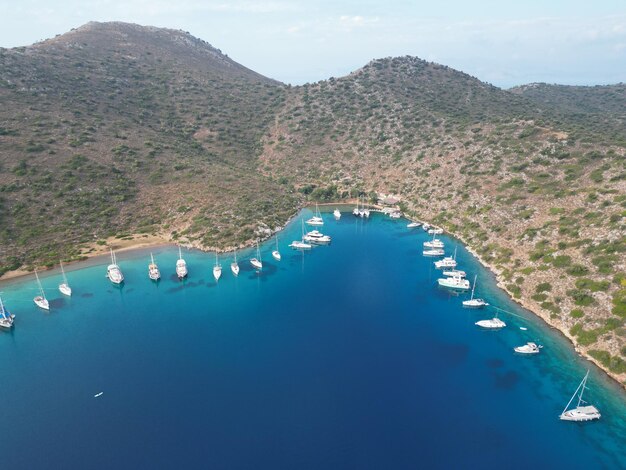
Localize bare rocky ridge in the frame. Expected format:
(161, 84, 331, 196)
(0, 23, 624, 386)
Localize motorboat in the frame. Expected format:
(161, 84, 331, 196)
(437, 275, 470, 290)
(443, 269, 466, 278)
(475, 317, 506, 329)
(303, 230, 331, 244)
(428, 227, 443, 235)
(514, 342, 542, 354)
(423, 248, 445, 257)
(333, 208, 341, 219)
(407, 222, 420, 228)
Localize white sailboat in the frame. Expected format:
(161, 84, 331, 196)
(352, 197, 360, 216)
(290, 220, 313, 250)
(559, 370, 601, 422)
(58, 261, 72, 296)
(106, 248, 124, 284)
(176, 246, 188, 279)
(423, 234, 444, 249)
(33, 270, 50, 310)
(231, 249, 240, 276)
(0, 296, 15, 329)
(148, 253, 161, 281)
(272, 236, 281, 261)
(462, 275, 489, 307)
(514, 342, 542, 354)
(437, 274, 470, 290)
(213, 252, 222, 281)
(250, 242, 263, 270)
(333, 208, 341, 219)
(306, 203, 324, 226)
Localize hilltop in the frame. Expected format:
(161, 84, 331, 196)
(0, 23, 624, 384)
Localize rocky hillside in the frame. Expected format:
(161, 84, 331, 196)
(0, 21, 297, 271)
(0, 24, 624, 384)
(259, 57, 626, 384)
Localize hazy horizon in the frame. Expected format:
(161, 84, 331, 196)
(1, 1, 625, 88)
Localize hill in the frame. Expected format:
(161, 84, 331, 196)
(0, 24, 624, 384)
(0, 21, 297, 270)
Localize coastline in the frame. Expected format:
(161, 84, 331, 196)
(1, 202, 623, 392)
(412, 217, 626, 393)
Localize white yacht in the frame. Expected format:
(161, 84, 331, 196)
(560, 370, 601, 422)
(475, 317, 506, 329)
(437, 275, 470, 290)
(407, 222, 421, 228)
(333, 208, 341, 219)
(176, 246, 188, 279)
(272, 236, 281, 261)
(514, 342, 542, 354)
(462, 275, 489, 308)
(306, 203, 324, 226)
(434, 248, 457, 269)
(303, 229, 331, 244)
(423, 237, 444, 249)
(231, 249, 240, 276)
(423, 248, 445, 257)
(33, 270, 50, 310)
(389, 210, 401, 219)
(213, 252, 222, 281)
(58, 261, 72, 296)
(428, 227, 443, 235)
(106, 249, 124, 285)
(148, 253, 161, 281)
(250, 242, 263, 270)
(443, 269, 466, 278)
(0, 296, 15, 329)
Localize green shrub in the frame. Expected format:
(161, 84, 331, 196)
(536, 282, 552, 293)
(570, 309, 584, 319)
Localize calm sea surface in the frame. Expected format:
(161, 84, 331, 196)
(1, 208, 625, 469)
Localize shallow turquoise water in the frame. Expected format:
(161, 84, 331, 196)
(1, 209, 625, 469)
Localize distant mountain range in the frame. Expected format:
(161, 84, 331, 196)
(1, 22, 624, 384)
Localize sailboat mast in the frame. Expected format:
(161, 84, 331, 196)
(561, 371, 587, 415)
(470, 275, 477, 300)
(0, 296, 5, 319)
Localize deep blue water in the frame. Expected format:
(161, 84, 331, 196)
(1, 208, 625, 469)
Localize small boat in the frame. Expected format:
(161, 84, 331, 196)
(250, 242, 263, 270)
(389, 210, 401, 219)
(176, 246, 188, 279)
(434, 248, 457, 269)
(303, 230, 331, 244)
(231, 249, 240, 276)
(213, 252, 222, 281)
(437, 275, 470, 290)
(462, 275, 489, 308)
(306, 203, 324, 226)
(272, 235, 281, 261)
(519, 327, 528, 331)
(407, 222, 421, 228)
(443, 269, 466, 278)
(33, 270, 50, 310)
(148, 253, 161, 281)
(0, 296, 15, 329)
(428, 227, 443, 235)
(422, 223, 431, 231)
(514, 342, 542, 354)
(475, 317, 506, 329)
(559, 370, 601, 422)
(333, 208, 341, 219)
(423, 248, 445, 257)
(58, 261, 72, 296)
(106, 249, 124, 284)
(94, 392, 103, 398)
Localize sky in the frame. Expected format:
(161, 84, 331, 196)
(1, 0, 625, 88)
